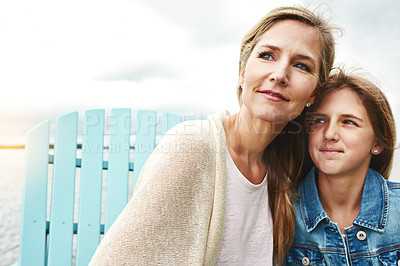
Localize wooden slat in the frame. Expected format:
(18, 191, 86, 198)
(19, 120, 50, 266)
(47, 112, 78, 265)
(161, 112, 182, 136)
(50, 155, 134, 172)
(104, 108, 131, 232)
(131, 110, 157, 193)
(76, 109, 105, 266)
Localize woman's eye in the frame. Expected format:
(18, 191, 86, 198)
(258, 52, 273, 60)
(294, 63, 311, 72)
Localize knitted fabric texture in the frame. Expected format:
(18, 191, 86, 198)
(90, 112, 227, 265)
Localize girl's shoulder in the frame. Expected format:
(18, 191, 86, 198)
(387, 179, 400, 190)
(386, 180, 400, 203)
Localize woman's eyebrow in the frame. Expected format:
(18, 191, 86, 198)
(258, 44, 317, 65)
(258, 44, 280, 51)
(294, 54, 317, 66)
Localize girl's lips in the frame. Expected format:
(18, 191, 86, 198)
(259, 90, 289, 102)
(320, 149, 343, 154)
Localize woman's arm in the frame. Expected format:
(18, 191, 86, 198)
(90, 116, 226, 265)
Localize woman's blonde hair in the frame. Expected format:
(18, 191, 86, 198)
(237, 6, 337, 264)
(307, 69, 397, 179)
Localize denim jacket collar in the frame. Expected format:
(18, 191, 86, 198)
(299, 167, 388, 233)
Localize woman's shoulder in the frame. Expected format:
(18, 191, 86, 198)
(159, 112, 226, 151)
(134, 112, 227, 194)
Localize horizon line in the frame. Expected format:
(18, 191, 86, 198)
(0, 145, 25, 149)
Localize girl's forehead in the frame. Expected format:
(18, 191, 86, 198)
(316, 88, 368, 117)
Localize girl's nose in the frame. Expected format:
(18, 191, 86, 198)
(323, 123, 339, 142)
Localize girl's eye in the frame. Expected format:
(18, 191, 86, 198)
(294, 63, 311, 72)
(312, 118, 326, 125)
(258, 52, 273, 61)
(343, 120, 358, 126)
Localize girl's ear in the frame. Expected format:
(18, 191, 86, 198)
(371, 144, 384, 155)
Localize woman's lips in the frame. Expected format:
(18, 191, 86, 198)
(259, 90, 289, 102)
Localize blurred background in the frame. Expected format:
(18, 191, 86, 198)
(1, 0, 399, 264)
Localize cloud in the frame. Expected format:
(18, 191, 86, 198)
(136, 0, 236, 46)
(324, 0, 400, 100)
(97, 64, 181, 82)
(136, 0, 304, 47)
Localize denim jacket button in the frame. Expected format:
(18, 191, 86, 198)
(302, 256, 310, 265)
(356, 230, 367, 241)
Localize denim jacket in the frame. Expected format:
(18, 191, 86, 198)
(285, 167, 400, 265)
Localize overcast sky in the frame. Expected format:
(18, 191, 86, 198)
(1, 0, 399, 175)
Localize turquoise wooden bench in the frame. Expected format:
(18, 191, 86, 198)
(18, 108, 184, 266)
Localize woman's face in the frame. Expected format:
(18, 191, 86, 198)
(240, 19, 320, 124)
(308, 88, 380, 177)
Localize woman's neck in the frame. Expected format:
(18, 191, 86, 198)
(223, 110, 286, 184)
(317, 170, 367, 233)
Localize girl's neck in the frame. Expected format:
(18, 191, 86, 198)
(317, 170, 367, 233)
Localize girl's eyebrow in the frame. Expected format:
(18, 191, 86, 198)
(341, 114, 364, 122)
(312, 113, 364, 122)
(306, 112, 325, 122)
(312, 113, 327, 118)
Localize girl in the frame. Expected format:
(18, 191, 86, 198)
(286, 70, 399, 265)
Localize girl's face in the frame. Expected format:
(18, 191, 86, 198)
(240, 19, 320, 124)
(308, 88, 382, 177)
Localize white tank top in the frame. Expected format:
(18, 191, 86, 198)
(215, 149, 274, 265)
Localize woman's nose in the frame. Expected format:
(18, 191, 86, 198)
(269, 61, 289, 86)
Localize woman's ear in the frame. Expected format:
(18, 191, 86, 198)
(308, 96, 315, 105)
(305, 96, 315, 108)
(240, 68, 245, 86)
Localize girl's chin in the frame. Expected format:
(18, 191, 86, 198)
(316, 163, 343, 176)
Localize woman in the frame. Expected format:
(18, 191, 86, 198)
(90, 6, 336, 265)
(286, 70, 399, 265)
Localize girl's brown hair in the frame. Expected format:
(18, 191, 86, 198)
(306, 69, 397, 179)
(238, 6, 337, 264)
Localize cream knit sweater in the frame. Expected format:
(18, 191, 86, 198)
(90, 112, 227, 265)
